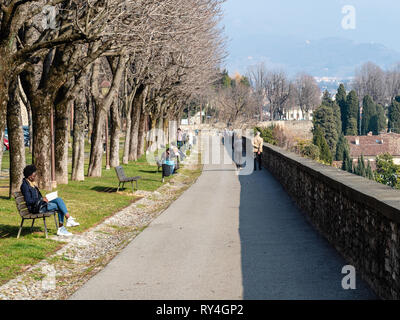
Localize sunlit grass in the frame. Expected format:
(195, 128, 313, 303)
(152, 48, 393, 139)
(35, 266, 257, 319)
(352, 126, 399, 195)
(0, 138, 174, 285)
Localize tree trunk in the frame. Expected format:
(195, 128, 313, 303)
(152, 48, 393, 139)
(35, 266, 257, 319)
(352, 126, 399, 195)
(0, 105, 6, 172)
(31, 96, 53, 190)
(88, 104, 105, 177)
(109, 98, 120, 167)
(157, 116, 164, 148)
(88, 55, 127, 177)
(137, 111, 146, 159)
(163, 118, 169, 145)
(26, 101, 33, 154)
(128, 91, 143, 161)
(122, 99, 132, 164)
(7, 80, 26, 198)
(71, 98, 86, 181)
(55, 100, 70, 184)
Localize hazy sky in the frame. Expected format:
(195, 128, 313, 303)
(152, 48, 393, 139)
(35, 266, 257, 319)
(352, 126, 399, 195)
(222, 0, 400, 53)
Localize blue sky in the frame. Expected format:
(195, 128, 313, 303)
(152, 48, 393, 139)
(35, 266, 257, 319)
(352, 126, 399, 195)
(221, 0, 400, 75)
(223, 0, 400, 48)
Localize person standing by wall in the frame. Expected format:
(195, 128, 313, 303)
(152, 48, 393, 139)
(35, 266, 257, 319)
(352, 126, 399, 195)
(253, 131, 264, 171)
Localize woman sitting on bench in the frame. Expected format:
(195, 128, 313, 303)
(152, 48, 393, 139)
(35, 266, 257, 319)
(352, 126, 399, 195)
(20, 165, 80, 237)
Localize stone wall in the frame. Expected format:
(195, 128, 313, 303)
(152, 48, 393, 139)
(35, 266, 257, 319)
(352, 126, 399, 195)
(262, 143, 400, 300)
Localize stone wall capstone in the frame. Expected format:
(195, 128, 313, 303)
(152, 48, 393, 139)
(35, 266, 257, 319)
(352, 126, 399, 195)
(261, 143, 400, 300)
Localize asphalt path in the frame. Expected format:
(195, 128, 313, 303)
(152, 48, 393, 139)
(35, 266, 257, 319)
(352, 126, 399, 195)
(71, 140, 377, 300)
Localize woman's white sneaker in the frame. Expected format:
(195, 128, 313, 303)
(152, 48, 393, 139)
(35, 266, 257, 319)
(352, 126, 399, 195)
(66, 217, 80, 227)
(57, 226, 72, 237)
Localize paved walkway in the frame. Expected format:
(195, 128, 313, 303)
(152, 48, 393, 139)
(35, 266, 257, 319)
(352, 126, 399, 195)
(71, 141, 377, 300)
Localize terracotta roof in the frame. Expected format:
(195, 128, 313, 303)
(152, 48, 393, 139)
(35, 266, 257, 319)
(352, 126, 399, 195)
(345, 133, 400, 158)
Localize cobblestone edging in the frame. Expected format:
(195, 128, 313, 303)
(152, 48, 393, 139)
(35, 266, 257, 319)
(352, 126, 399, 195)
(0, 157, 202, 300)
(261, 143, 400, 300)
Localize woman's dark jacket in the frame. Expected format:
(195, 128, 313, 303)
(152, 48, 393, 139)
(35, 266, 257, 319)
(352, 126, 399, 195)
(20, 179, 47, 213)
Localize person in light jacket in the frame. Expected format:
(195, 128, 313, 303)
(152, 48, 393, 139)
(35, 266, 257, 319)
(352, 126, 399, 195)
(253, 131, 264, 171)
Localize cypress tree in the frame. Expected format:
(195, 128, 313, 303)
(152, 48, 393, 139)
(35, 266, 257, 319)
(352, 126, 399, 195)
(366, 161, 374, 180)
(359, 154, 366, 177)
(346, 118, 358, 136)
(370, 104, 387, 135)
(342, 147, 353, 173)
(345, 90, 359, 135)
(361, 95, 377, 135)
(335, 133, 350, 161)
(388, 98, 400, 133)
(336, 84, 347, 132)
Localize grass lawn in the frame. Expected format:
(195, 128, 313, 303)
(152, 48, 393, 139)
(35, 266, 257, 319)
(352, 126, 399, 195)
(0, 139, 181, 285)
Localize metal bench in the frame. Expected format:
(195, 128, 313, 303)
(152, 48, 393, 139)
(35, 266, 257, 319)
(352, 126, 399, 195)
(115, 166, 141, 193)
(155, 156, 163, 172)
(14, 191, 58, 239)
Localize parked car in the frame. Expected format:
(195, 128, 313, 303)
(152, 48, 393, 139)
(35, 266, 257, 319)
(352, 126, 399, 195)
(23, 126, 30, 147)
(3, 137, 9, 151)
(3, 128, 8, 151)
(2, 127, 30, 150)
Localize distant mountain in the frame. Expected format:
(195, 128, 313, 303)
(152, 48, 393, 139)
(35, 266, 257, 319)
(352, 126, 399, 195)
(226, 36, 400, 78)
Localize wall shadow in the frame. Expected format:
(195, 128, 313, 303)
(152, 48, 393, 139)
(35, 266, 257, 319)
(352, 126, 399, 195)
(223, 136, 377, 299)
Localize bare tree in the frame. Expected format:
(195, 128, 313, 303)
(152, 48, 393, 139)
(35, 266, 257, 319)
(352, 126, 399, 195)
(353, 62, 386, 105)
(247, 63, 268, 121)
(294, 73, 321, 120)
(385, 63, 400, 103)
(265, 70, 290, 120)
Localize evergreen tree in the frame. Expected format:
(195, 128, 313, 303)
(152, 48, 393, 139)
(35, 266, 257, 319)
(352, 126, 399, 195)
(345, 90, 359, 135)
(332, 102, 342, 139)
(366, 161, 374, 180)
(335, 133, 350, 161)
(220, 69, 232, 88)
(370, 104, 387, 135)
(361, 95, 377, 135)
(322, 90, 334, 107)
(388, 98, 400, 133)
(346, 118, 358, 136)
(313, 106, 338, 155)
(336, 84, 347, 132)
(313, 126, 333, 164)
(342, 147, 353, 173)
(359, 154, 366, 177)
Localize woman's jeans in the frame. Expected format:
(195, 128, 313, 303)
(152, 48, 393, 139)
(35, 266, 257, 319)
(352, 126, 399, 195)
(46, 198, 68, 224)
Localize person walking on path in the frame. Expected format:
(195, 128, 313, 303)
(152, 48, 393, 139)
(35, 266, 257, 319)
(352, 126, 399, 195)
(253, 131, 264, 171)
(177, 128, 184, 149)
(234, 132, 243, 170)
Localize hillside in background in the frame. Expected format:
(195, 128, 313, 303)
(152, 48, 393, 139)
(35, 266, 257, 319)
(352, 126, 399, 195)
(227, 36, 400, 78)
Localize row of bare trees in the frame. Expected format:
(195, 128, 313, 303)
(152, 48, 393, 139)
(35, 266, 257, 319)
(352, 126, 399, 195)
(212, 63, 321, 125)
(0, 0, 225, 196)
(247, 63, 321, 121)
(352, 61, 400, 105)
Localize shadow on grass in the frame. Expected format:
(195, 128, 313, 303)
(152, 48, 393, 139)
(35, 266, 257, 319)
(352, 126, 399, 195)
(90, 186, 120, 193)
(139, 169, 159, 174)
(0, 224, 49, 239)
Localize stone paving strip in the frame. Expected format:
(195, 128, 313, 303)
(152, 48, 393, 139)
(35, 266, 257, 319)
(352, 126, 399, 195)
(0, 155, 201, 300)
